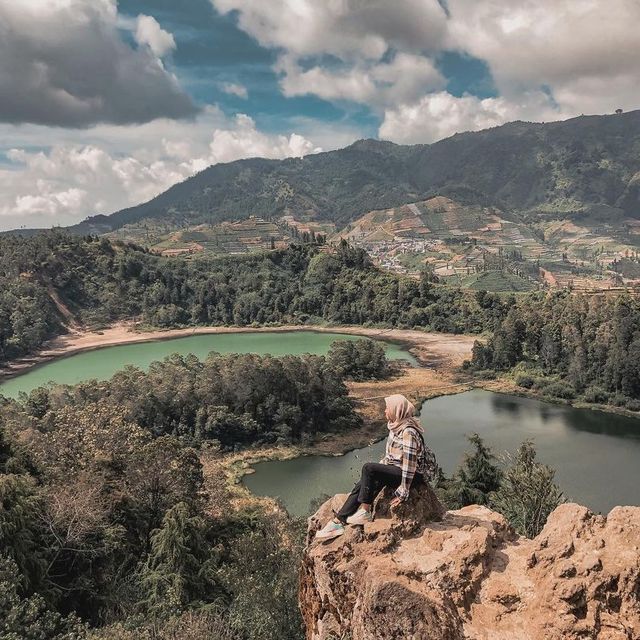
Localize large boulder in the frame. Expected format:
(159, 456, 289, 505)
(300, 494, 640, 640)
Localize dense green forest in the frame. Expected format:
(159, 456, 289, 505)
(0, 371, 562, 639)
(49, 110, 640, 234)
(13, 350, 367, 450)
(0, 392, 304, 639)
(0, 343, 392, 638)
(469, 290, 640, 409)
(0, 232, 502, 365)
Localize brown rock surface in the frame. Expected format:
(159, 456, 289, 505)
(300, 486, 640, 640)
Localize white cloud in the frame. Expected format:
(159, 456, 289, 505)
(211, 0, 447, 59)
(278, 52, 444, 108)
(0, 109, 323, 230)
(446, 0, 640, 115)
(379, 91, 569, 144)
(216, 0, 640, 143)
(221, 82, 249, 99)
(135, 14, 176, 58)
(213, 0, 448, 110)
(0, 0, 196, 126)
(201, 114, 320, 167)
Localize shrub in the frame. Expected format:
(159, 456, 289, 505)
(220, 512, 304, 640)
(474, 369, 497, 380)
(624, 398, 640, 412)
(88, 611, 240, 639)
(515, 373, 534, 389)
(581, 385, 610, 404)
(611, 393, 628, 407)
(544, 381, 576, 399)
(491, 441, 564, 538)
(532, 377, 550, 390)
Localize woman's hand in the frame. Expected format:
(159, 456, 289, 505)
(390, 496, 403, 509)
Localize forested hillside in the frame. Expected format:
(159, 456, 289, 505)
(470, 290, 640, 410)
(0, 332, 557, 639)
(0, 232, 502, 364)
(62, 110, 640, 234)
(0, 354, 328, 638)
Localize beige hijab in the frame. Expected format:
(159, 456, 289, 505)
(385, 394, 424, 434)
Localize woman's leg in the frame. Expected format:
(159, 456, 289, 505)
(357, 462, 403, 507)
(334, 463, 423, 524)
(334, 481, 362, 523)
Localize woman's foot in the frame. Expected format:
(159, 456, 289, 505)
(315, 520, 345, 540)
(346, 508, 373, 525)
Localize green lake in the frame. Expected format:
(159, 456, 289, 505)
(0, 330, 417, 399)
(244, 389, 640, 517)
(3, 333, 637, 518)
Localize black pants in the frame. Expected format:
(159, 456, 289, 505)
(334, 462, 423, 523)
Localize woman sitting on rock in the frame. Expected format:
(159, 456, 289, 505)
(316, 393, 437, 540)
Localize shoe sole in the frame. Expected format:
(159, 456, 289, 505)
(346, 518, 372, 525)
(315, 529, 344, 541)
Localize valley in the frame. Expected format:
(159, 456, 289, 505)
(106, 192, 640, 293)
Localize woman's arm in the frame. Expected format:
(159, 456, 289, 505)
(394, 429, 419, 500)
(379, 433, 392, 464)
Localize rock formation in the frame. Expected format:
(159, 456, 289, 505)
(300, 484, 640, 640)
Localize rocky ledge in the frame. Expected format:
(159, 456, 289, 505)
(300, 484, 640, 640)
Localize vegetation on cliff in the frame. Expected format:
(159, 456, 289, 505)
(436, 435, 564, 537)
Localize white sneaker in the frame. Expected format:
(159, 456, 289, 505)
(346, 508, 373, 525)
(315, 520, 345, 540)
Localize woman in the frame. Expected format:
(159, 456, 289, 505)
(315, 393, 437, 540)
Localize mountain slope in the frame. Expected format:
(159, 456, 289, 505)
(64, 110, 640, 234)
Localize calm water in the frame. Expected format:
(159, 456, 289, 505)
(244, 390, 640, 516)
(0, 331, 416, 399)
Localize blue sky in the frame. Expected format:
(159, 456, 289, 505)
(0, 0, 638, 230)
(117, 0, 495, 139)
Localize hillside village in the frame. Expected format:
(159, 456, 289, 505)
(105, 193, 639, 293)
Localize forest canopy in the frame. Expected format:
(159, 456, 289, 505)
(0, 232, 503, 365)
(469, 290, 640, 410)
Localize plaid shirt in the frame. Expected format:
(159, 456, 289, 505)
(382, 427, 436, 500)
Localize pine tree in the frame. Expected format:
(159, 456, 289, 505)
(0, 475, 48, 594)
(456, 434, 502, 506)
(491, 441, 564, 537)
(139, 502, 219, 617)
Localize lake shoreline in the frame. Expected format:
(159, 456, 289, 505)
(476, 376, 640, 421)
(221, 359, 477, 497)
(227, 375, 640, 501)
(2, 320, 638, 511)
(0, 320, 476, 383)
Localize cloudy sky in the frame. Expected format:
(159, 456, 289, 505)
(1, 0, 639, 231)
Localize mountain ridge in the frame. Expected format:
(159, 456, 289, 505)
(7, 109, 640, 236)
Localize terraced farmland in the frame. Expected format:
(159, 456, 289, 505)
(335, 195, 640, 291)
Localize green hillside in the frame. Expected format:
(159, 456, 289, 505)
(63, 110, 640, 235)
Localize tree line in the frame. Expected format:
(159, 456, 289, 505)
(469, 290, 640, 410)
(0, 231, 506, 365)
(11, 339, 397, 451)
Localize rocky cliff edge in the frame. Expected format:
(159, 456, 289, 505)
(300, 484, 640, 640)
